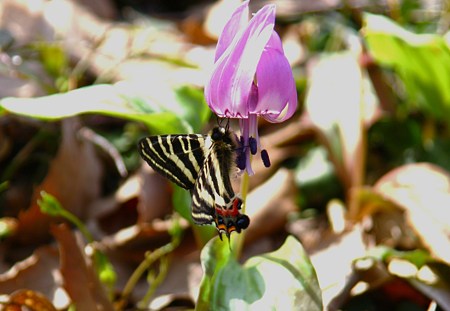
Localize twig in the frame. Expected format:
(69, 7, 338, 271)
(78, 127, 127, 178)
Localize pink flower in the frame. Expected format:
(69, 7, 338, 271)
(205, 1, 297, 175)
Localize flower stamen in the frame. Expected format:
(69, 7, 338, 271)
(261, 149, 271, 168)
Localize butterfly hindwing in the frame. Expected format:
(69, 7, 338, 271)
(190, 140, 235, 225)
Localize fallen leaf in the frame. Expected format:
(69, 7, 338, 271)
(7, 289, 57, 311)
(374, 163, 450, 264)
(0, 246, 69, 309)
(308, 225, 367, 309)
(51, 223, 113, 311)
(14, 118, 102, 245)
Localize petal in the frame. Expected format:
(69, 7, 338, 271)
(254, 32, 298, 122)
(215, 0, 250, 61)
(206, 4, 276, 117)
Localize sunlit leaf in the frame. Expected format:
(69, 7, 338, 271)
(305, 52, 378, 190)
(197, 236, 322, 311)
(0, 82, 210, 134)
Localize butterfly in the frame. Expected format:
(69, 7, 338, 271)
(138, 125, 249, 240)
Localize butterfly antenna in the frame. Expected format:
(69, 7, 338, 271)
(225, 118, 230, 132)
(217, 117, 231, 132)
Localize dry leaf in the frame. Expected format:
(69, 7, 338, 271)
(51, 223, 113, 311)
(374, 163, 450, 264)
(6, 289, 57, 311)
(0, 247, 69, 309)
(137, 164, 172, 224)
(14, 118, 102, 245)
(308, 225, 367, 309)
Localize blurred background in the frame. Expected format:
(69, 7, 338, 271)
(0, 0, 450, 310)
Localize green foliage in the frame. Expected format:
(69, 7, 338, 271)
(363, 13, 450, 122)
(197, 236, 322, 311)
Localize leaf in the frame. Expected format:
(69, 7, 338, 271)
(295, 146, 343, 210)
(0, 246, 69, 309)
(6, 289, 57, 311)
(51, 224, 114, 311)
(0, 82, 210, 134)
(174, 86, 211, 133)
(305, 52, 379, 190)
(363, 13, 450, 121)
(13, 119, 102, 245)
(411, 262, 450, 311)
(374, 163, 450, 264)
(197, 236, 322, 311)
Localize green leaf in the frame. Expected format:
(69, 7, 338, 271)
(174, 86, 211, 133)
(197, 236, 323, 311)
(0, 82, 210, 134)
(363, 13, 450, 121)
(172, 187, 192, 222)
(38, 191, 65, 217)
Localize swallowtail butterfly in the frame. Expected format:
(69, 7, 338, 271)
(138, 125, 250, 240)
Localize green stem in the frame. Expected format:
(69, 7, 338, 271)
(60, 210, 94, 243)
(232, 171, 250, 259)
(138, 256, 169, 308)
(118, 231, 181, 309)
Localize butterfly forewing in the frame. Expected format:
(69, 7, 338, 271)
(138, 134, 207, 189)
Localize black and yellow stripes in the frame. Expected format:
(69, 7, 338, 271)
(138, 126, 240, 227)
(138, 134, 206, 189)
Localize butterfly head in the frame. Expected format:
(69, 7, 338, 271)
(211, 126, 227, 141)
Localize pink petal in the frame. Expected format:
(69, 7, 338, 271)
(254, 32, 298, 122)
(206, 4, 276, 118)
(215, 1, 250, 61)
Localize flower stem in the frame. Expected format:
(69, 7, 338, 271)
(233, 171, 250, 259)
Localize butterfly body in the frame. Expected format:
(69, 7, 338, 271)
(138, 126, 249, 239)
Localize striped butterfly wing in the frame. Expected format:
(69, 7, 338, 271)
(138, 126, 250, 238)
(138, 133, 208, 190)
(190, 135, 236, 225)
